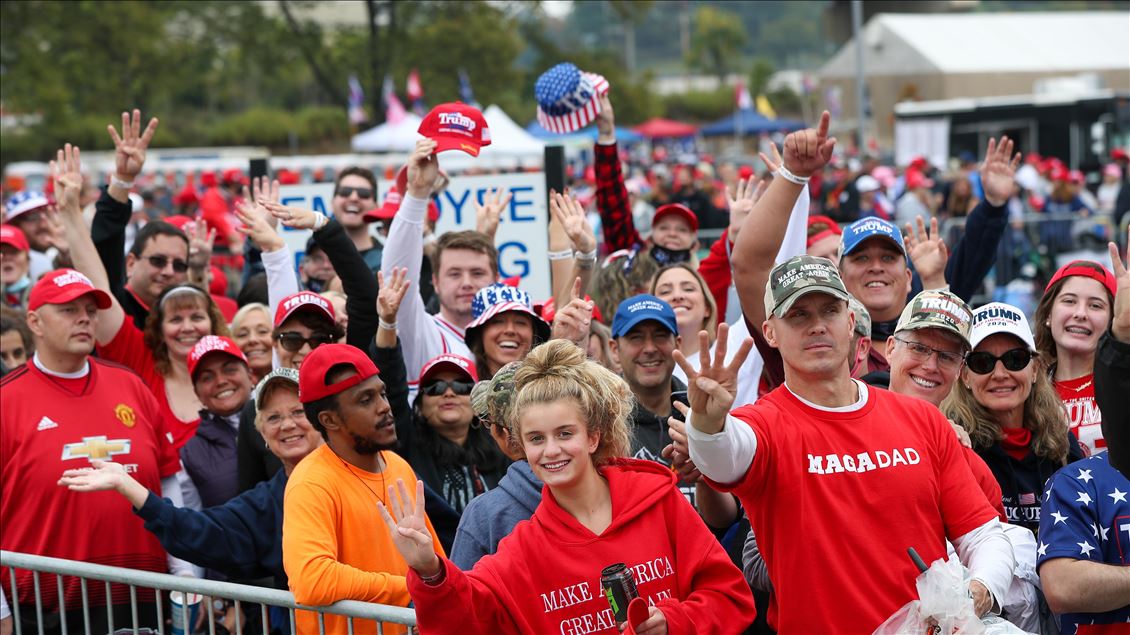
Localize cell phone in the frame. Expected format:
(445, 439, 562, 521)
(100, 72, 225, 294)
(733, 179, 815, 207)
(670, 391, 689, 422)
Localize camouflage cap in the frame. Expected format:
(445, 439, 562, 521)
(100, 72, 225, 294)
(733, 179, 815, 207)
(470, 360, 521, 425)
(764, 255, 851, 318)
(847, 295, 871, 338)
(894, 289, 973, 347)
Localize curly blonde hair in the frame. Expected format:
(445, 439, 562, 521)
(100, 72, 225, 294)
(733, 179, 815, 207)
(941, 359, 1070, 464)
(512, 339, 632, 466)
(591, 248, 660, 326)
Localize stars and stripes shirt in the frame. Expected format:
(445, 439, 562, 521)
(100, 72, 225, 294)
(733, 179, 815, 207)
(1037, 453, 1130, 633)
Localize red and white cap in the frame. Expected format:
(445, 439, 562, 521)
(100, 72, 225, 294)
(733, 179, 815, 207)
(27, 268, 112, 312)
(652, 203, 698, 232)
(187, 335, 248, 380)
(418, 354, 477, 386)
(0, 225, 29, 252)
(298, 343, 379, 403)
(274, 291, 335, 328)
(363, 186, 439, 224)
(418, 102, 491, 157)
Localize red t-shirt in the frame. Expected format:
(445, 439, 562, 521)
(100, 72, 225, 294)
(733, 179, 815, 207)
(1055, 373, 1103, 457)
(99, 319, 200, 449)
(0, 359, 180, 610)
(715, 384, 997, 634)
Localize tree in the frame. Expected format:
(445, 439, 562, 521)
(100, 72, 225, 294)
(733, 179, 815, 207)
(608, 0, 654, 73)
(686, 5, 747, 81)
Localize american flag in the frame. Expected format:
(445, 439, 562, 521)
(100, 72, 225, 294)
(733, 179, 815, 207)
(347, 75, 368, 125)
(735, 81, 753, 111)
(1019, 492, 1037, 505)
(407, 69, 426, 116)
(458, 69, 479, 108)
(382, 74, 407, 125)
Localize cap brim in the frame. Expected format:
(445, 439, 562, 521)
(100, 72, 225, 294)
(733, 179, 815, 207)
(652, 207, 698, 232)
(0, 237, 28, 251)
(275, 303, 334, 328)
(896, 322, 970, 348)
(841, 234, 906, 258)
(611, 314, 677, 339)
(190, 349, 247, 380)
(419, 360, 475, 386)
(772, 286, 851, 318)
(61, 288, 113, 310)
(255, 374, 299, 410)
(465, 304, 551, 349)
(433, 137, 481, 157)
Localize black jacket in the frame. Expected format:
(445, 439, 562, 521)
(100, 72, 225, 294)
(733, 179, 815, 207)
(91, 187, 149, 329)
(311, 219, 379, 352)
(975, 433, 1084, 536)
(1095, 333, 1130, 476)
(181, 411, 241, 508)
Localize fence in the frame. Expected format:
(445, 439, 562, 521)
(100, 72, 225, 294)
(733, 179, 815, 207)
(1, 551, 416, 635)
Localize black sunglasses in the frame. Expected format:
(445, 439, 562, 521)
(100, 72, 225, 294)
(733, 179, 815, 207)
(275, 331, 338, 352)
(422, 380, 474, 397)
(335, 186, 373, 199)
(146, 255, 189, 273)
(965, 348, 1033, 375)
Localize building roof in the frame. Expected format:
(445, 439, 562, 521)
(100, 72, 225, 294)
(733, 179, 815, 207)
(821, 11, 1130, 78)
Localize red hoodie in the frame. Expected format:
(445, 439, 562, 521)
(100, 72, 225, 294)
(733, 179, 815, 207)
(407, 458, 755, 634)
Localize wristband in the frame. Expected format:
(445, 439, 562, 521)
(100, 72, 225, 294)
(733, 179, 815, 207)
(548, 249, 574, 261)
(776, 165, 810, 186)
(312, 213, 329, 230)
(378, 319, 398, 331)
(419, 564, 445, 585)
(574, 248, 597, 262)
(110, 176, 135, 190)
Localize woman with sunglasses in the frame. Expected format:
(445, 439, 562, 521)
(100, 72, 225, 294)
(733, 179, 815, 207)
(379, 340, 756, 635)
(1032, 261, 1117, 457)
(943, 302, 1083, 535)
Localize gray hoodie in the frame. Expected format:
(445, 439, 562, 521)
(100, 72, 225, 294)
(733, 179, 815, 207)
(450, 460, 542, 570)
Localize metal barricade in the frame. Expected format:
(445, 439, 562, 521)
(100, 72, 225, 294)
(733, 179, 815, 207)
(1, 551, 416, 635)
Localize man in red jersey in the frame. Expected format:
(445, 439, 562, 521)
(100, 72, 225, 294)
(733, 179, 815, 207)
(682, 113, 1014, 634)
(0, 155, 186, 635)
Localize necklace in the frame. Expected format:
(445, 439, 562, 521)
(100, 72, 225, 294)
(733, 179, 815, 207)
(335, 450, 387, 505)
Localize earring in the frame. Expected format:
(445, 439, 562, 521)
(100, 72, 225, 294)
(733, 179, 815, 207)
(265, 442, 269, 449)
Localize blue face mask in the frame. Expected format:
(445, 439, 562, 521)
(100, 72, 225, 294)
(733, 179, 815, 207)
(6, 275, 31, 294)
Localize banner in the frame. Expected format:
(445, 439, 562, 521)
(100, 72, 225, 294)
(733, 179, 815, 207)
(279, 172, 550, 300)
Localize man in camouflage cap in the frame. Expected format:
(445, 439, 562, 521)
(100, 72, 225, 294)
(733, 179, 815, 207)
(885, 289, 973, 407)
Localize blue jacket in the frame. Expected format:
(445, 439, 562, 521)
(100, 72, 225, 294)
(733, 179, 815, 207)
(135, 468, 289, 589)
(449, 460, 542, 570)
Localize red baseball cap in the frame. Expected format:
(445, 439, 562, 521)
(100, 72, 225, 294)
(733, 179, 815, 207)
(418, 102, 491, 156)
(908, 156, 929, 171)
(1068, 169, 1085, 185)
(222, 168, 246, 186)
(298, 343, 379, 403)
(0, 225, 29, 252)
(806, 215, 842, 249)
(187, 335, 248, 380)
(905, 169, 935, 190)
(418, 353, 477, 386)
(1111, 148, 1129, 162)
(1045, 260, 1116, 299)
(652, 203, 698, 232)
(363, 187, 439, 224)
(27, 268, 113, 312)
(274, 291, 336, 328)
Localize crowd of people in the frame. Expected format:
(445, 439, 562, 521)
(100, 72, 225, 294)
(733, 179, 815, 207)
(0, 97, 1128, 635)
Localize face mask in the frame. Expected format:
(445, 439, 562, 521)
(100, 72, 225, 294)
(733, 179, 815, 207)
(650, 244, 692, 266)
(6, 275, 31, 294)
(871, 317, 898, 341)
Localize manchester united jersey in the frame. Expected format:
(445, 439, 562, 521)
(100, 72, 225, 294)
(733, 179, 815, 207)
(0, 358, 180, 611)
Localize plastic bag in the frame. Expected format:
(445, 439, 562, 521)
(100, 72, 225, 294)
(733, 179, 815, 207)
(873, 555, 983, 634)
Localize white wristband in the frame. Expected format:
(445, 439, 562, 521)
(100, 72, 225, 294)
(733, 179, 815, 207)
(575, 248, 597, 262)
(548, 249, 573, 261)
(776, 165, 810, 186)
(111, 176, 135, 190)
(379, 319, 398, 330)
(312, 213, 329, 230)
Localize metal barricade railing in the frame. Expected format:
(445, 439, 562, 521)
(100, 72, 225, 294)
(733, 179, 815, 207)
(1, 550, 416, 635)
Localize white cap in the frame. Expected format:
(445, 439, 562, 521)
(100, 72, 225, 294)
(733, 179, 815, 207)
(969, 302, 1036, 351)
(855, 175, 880, 193)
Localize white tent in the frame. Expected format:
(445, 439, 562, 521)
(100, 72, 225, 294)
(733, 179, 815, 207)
(350, 113, 423, 152)
(479, 104, 545, 158)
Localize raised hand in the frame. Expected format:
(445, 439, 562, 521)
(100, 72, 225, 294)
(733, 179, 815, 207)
(979, 136, 1022, 207)
(377, 267, 412, 324)
(474, 187, 512, 241)
(406, 139, 440, 199)
(107, 109, 159, 181)
(758, 141, 782, 173)
(57, 459, 128, 492)
(903, 215, 948, 290)
(1110, 229, 1129, 343)
(549, 277, 594, 347)
(782, 111, 836, 178)
(50, 144, 84, 216)
(672, 323, 753, 433)
(549, 190, 597, 254)
(235, 178, 285, 252)
(726, 176, 767, 242)
(261, 200, 319, 231)
(662, 416, 703, 483)
(185, 218, 216, 271)
(377, 479, 441, 576)
(595, 94, 615, 141)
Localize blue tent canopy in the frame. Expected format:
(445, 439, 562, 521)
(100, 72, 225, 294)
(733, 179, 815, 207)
(524, 121, 643, 144)
(699, 109, 805, 137)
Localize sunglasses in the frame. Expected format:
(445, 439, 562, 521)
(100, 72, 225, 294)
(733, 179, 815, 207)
(965, 348, 1033, 375)
(146, 255, 189, 273)
(335, 186, 373, 199)
(275, 331, 338, 352)
(421, 380, 474, 397)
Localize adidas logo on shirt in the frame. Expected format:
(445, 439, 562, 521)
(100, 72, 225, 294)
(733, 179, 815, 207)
(37, 416, 60, 431)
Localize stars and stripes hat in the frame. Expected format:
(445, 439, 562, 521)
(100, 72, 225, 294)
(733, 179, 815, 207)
(535, 63, 610, 134)
(5, 190, 51, 221)
(464, 282, 551, 350)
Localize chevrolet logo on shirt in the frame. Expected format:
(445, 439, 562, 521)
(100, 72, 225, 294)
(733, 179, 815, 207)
(61, 436, 131, 462)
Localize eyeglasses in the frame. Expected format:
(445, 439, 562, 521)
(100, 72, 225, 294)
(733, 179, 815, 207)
(275, 331, 338, 352)
(262, 407, 308, 428)
(146, 255, 189, 273)
(421, 380, 474, 397)
(892, 336, 964, 369)
(965, 348, 1033, 375)
(335, 186, 373, 200)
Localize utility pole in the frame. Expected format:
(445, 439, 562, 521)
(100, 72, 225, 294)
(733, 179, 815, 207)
(852, 0, 868, 151)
